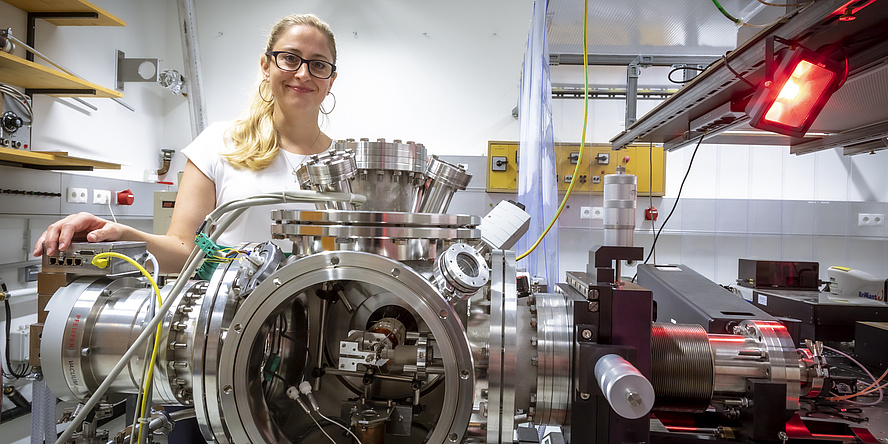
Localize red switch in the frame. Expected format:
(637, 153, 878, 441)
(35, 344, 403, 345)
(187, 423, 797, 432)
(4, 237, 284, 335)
(644, 207, 658, 221)
(623, 156, 631, 163)
(117, 189, 135, 205)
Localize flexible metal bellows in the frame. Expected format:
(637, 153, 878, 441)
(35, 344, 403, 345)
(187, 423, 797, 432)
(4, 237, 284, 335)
(650, 323, 714, 412)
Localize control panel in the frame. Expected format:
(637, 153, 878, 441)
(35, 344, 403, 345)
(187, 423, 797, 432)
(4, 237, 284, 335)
(486, 141, 665, 196)
(1, 93, 31, 150)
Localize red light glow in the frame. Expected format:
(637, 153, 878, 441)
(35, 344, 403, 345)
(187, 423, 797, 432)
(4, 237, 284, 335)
(763, 60, 836, 130)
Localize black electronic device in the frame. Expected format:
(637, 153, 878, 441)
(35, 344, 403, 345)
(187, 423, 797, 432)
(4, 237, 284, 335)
(637, 264, 799, 341)
(737, 259, 820, 290)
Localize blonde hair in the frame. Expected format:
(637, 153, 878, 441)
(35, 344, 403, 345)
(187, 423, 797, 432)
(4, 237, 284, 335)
(224, 14, 336, 171)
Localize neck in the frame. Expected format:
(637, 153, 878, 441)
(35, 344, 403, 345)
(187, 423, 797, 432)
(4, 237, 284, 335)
(273, 106, 326, 155)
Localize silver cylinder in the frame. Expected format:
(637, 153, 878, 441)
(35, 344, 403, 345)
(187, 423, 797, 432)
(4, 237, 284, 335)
(594, 354, 655, 420)
(416, 155, 472, 214)
(335, 138, 427, 212)
(651, 320, 804, 413)
(433, 243, 490, 302)
(603, 171, 637, 247)
(298, 149, 358, 210)
(41, 278, 205, 406)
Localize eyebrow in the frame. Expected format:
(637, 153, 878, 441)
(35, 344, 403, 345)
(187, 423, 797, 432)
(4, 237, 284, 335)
(274, 47, 332, 62)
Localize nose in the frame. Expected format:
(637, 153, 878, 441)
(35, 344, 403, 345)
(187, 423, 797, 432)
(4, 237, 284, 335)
(293, 61, 311, 79)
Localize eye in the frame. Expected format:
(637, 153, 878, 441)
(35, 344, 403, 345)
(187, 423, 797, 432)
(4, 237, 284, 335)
(310, 60, 330, 72)
(281, 53, 301, 64)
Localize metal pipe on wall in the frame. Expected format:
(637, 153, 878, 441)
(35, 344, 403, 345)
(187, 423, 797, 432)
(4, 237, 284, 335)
(177, 0, 208, 139)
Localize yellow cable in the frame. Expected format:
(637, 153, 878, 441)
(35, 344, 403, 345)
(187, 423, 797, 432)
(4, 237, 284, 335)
(91, 252, 163, 443)
(517, 0, 590, 261)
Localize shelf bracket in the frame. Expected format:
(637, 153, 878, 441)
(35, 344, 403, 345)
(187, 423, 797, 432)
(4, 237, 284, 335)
(26, 12, 99, 62)
(24, 89, 96, 96)
(116, 50, 158, 91)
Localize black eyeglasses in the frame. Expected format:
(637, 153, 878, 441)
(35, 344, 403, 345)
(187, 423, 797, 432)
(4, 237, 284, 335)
(265, 51, 336, 79)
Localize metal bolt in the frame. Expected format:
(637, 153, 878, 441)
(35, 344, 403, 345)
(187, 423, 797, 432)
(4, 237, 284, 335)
(530, 317, 537, 328)
(530, 336, 538, 347)
(626, 391, 642, 407)
(589, 289, 599, 300)
(581, 329, 593, 340)
(588, 301, 600, 312)
(531, 356, 538, 366)
(580, 392, 591, 400)
(80, 348, 91, 357)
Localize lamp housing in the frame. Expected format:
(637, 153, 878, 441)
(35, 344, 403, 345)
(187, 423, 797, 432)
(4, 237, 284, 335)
(746, 45, 846, 138)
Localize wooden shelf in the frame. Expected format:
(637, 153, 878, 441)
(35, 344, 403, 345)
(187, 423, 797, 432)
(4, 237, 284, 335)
(0, 147, 121, 170)
(1, 0, 125, 26)
(0, 52, 123, 98)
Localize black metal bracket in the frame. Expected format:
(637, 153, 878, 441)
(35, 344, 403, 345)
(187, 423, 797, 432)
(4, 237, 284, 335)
(26, 12, 99, 61)
(25, 89, 96, 96)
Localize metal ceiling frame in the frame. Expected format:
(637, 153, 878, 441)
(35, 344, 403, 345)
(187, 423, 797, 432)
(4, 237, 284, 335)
(550, 54, 721, 127)
(607, 0, 886, 154)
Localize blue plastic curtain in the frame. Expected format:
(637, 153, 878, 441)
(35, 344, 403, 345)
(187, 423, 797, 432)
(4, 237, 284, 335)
(517, 0, 559, 288)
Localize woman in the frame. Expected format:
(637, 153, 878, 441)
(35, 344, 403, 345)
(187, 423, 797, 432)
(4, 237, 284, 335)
(33, 14, 339, 273)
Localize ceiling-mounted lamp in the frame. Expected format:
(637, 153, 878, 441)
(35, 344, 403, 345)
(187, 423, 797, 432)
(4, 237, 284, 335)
(745, 36, 848, 138)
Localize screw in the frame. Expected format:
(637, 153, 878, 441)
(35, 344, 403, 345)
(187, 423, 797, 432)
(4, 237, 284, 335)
(626, 391, 642, 407)
(581, 329, 593, 340)
(580, 392, 591, 400)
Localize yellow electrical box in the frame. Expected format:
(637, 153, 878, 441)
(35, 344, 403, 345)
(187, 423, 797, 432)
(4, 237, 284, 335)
(486, 141, 665, 196)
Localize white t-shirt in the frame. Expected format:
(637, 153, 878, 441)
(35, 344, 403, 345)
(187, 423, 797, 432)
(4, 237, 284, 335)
(181, 121, 318, 248)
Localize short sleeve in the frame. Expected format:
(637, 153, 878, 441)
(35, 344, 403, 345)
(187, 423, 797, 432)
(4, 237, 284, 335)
(181, 122, 233, 183)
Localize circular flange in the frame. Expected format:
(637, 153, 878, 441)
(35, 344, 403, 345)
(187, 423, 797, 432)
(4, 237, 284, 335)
(215, 251, 475, 444)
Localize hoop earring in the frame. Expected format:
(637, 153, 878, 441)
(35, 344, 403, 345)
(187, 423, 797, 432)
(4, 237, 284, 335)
(320, 92, 336, 115)
(259, 81, 273, 103)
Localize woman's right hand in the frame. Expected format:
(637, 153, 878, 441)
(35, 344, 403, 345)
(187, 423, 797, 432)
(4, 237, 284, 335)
(33, 212, 126, 257)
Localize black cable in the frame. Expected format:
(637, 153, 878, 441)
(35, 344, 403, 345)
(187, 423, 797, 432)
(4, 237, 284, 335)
(4, 299, 29, 379)
(649, 142, 657, 266)
(667, 66, 707, 84)
(723, 54, 756, 88)
(642, 132, 708, 267)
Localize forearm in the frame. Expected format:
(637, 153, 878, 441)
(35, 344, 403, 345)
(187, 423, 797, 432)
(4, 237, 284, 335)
(117, 225, 195, 273)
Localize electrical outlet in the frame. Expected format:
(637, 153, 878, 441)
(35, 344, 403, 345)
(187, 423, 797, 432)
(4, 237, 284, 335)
(580, 206, 592, 219)
(93, 189, 111, 204)
(67, 187, 88, 204)
(858, 213, 885, 227)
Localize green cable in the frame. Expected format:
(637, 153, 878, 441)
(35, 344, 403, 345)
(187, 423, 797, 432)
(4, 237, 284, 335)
(712, 0, 742, 24)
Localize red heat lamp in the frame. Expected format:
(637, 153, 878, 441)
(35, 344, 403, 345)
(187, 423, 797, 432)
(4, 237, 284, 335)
(746, 37, 847, 138)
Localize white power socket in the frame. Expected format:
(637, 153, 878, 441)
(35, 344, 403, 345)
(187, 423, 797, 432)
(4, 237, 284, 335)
(93, 189, 111, 205)
(67, 187, 88, 204)
(580, 206, 605, 220)
(858, 213, 885, 227)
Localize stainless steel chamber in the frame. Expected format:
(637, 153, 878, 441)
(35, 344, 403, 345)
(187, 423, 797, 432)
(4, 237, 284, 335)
(39, 144, 832, 444)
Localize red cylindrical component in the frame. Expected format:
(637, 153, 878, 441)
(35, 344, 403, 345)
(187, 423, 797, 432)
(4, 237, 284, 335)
(117, 189, 135, 205)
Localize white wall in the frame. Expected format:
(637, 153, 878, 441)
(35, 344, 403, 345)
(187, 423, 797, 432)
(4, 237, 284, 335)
(192, 0, 532, 159)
